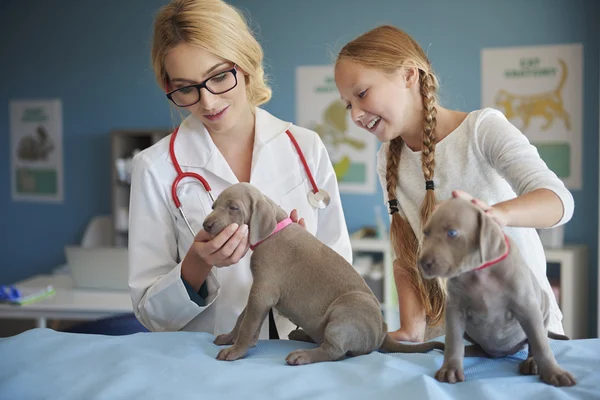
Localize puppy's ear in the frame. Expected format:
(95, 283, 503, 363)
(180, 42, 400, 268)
(248, 195, 277, 245)
(478, 209, 508, 265)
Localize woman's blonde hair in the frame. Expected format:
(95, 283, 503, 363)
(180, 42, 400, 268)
(336, 25, 446, 326)
(151, 0, 271, 107)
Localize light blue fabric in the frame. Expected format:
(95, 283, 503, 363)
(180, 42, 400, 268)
(1, 328, 599, 399)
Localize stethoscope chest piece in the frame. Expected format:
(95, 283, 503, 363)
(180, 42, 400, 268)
(307, 189, 330, 209)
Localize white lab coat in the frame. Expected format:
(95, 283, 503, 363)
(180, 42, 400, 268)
(128, 107, 352, 339)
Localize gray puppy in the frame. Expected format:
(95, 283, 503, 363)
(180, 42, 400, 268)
(203, 182, 444, 365)
(418, 197, 575, 386)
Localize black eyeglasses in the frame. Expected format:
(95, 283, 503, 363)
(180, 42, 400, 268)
(166, 66, 238, 107)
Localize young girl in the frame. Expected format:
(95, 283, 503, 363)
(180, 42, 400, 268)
(128, 0, 351, 339)
(334, 25, 574, 342)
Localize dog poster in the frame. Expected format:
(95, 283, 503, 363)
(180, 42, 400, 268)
(481, 43, 583, 190)
(10, 99, 64, 202)
(296, 65, 377, 194)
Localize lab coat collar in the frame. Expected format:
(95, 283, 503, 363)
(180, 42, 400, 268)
(167, 107, 292, 172)
(254, 107, 292, 145)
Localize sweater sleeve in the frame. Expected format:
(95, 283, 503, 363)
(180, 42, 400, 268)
(473, 108, 574, 226)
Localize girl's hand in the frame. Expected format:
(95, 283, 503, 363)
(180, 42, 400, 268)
(451, 190, 508, 227)
(192, 224, 250, 267)
(289, 209, 306, 229)
(388, 327, 425, 343)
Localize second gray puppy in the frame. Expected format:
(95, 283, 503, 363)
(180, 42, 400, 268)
(418, 197, 575, 386)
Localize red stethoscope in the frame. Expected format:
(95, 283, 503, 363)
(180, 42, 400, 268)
(169, 126, 331, 237)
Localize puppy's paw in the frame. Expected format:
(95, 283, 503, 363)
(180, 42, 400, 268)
(435, 362, 465, 384)
(286, 350, 316, 366)
(519, 357, 538, 375)
(216, 345, 247, 361)
(540, 367, 576, 387)
(214, 333, 235, 346)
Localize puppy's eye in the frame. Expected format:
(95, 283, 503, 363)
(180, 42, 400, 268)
(447, 229, 458, 238)
(423, 230, 430, 237)
(228, 204, 239, 211)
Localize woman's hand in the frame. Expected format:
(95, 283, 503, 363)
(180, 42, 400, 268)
(192, 223, 250, 267)
(451, 190, 508, 227)
(289, 209, 306, 229)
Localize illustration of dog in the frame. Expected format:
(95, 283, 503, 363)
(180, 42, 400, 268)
(495, 59, 571, 132)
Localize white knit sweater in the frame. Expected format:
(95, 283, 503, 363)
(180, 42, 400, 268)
(376, 108, 574, 333)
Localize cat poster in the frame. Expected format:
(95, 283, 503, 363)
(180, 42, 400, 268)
(10, 99, 64, 202)
(481, 43, 583, 190)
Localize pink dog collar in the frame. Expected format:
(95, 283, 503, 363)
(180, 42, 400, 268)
(249, 217, 293, 251)
(474, 234, 510, 271)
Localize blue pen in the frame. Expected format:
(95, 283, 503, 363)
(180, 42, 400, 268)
(0, 285, 21, 302)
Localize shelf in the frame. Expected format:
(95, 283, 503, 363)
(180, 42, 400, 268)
(350, 238, 391, 252)
(349, 237, 398, 330)
(111, 129, 170, 247)
(544, 244, 586, 259)
(543, 245, 588, 339)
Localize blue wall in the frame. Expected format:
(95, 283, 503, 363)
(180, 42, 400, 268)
(1, 0, 598, 333)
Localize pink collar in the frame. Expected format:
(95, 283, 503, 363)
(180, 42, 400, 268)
(474, 234, 510, 271)
(250, 217, 293, 251)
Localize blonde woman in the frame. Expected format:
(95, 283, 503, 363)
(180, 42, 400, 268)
(128, 0, 351, 340)
(334, 25, 573, 342)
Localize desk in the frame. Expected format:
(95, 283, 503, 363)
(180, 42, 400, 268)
(0, 273, 133, 329)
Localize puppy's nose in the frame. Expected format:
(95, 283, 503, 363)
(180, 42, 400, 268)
(419, 256, 435, 274)
(203, 219, 215, 233)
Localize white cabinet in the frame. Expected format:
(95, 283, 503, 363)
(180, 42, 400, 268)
(110, 129, 170, 247)
(544, 245, 589, 339)
(350, 238, 398, 330)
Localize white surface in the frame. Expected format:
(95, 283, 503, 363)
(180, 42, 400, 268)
(81, 215, 113, 247)
(64, 246, 129, 290)
(0, 273, 132, 328)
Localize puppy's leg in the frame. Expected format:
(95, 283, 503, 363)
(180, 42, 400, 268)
(217, 286, 277, 362)
(519, 343, 538, 376)
(286, 293, 380, 366)
(214, 307, 246, 346)
(288, 328, 315, 343)
(435, 303, 466, 384)
(512, 299, 576, 386)
(286, 316, 351, 365)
